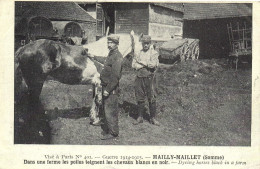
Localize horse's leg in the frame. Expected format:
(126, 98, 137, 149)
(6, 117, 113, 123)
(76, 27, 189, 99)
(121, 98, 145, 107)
(25, 75, 46, 110)
(90, 84, 97, 122)
(90, 99, 99, 125)
(81, 60, 102, 126)
(90, 84, 102, 126)
(22, 72, 47, 123)
(19, 71, 48, 143)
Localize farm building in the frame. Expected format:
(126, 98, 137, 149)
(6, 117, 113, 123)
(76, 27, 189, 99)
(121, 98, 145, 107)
(183, 3, 252, 59)
(15, 1, 96, 50)
(79, 3, 184, 41)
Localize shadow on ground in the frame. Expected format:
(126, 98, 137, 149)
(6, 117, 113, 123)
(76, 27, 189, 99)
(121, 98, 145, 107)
(14, 91, 93, 144)
(14, 96, 141, 144)
(119, 101, 152, 121)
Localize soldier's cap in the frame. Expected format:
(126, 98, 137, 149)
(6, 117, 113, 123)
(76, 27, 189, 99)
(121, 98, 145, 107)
(107, 34, 120, 44)
(140, 35, 151, 43)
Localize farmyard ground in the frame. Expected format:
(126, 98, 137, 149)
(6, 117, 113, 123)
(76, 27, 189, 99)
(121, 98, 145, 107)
(14, 59, 251, 145)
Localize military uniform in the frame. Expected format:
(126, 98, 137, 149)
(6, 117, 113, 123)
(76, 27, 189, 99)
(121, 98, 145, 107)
(100, 36, 123, 138)
(132, 35, 160, 125)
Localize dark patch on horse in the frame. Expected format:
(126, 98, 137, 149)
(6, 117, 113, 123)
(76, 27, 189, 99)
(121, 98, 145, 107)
(41, 40, 58, 62)
(74, 51, 87, 66)
(14, 94, 51, 144)
(50, 65, 83, 84)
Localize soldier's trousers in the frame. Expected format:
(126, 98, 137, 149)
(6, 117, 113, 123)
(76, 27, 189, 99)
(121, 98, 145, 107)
(101, 92, 119, 136)
(134, 75, 157, 117)
(134, 75, 157, 103)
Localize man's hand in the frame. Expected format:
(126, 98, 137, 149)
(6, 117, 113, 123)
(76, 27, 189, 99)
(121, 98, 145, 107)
(139, 61, 147, 67)
(135, 59, 147, 67)
(103, 90, 109, 97)
(147, 63, 155, 68)
(138, 61, 155, 69)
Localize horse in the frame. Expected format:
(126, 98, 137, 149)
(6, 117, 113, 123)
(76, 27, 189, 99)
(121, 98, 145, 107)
(15, 39, 103, 127)
(84, 31, 143, 59)
(14, 31, 143, 134)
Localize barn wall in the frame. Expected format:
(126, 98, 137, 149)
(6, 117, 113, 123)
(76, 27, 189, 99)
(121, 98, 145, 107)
(52, 21, 96, 43)
(115, 3, 149, 35)
(183, 16, 252, 59)
(96, 4, 104, 37)
(149, 5, 183, 41)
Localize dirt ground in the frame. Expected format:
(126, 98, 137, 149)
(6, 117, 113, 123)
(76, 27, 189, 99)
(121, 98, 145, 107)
(14, 59, 251, 146)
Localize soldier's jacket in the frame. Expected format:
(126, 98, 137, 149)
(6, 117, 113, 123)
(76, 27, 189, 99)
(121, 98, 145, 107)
(100, 48, 123, 93)
(132, 47, 159, 77)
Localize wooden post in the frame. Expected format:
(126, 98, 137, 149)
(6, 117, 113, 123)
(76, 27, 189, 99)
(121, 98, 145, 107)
(227, 24, 232, 51)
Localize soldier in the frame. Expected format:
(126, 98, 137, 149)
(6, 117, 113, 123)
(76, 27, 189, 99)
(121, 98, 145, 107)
(132, 35, 160, 126)
(100, 34, 123, 140)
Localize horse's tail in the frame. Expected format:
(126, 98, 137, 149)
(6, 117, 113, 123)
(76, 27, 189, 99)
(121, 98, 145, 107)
(14, 47, 26, 104)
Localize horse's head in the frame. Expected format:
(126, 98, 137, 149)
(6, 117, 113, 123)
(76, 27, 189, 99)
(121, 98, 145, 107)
(83, 31, 143, 58)
(70, 36, 83, 46)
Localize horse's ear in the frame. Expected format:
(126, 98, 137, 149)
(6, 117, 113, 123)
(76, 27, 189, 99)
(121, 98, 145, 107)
(130, 30, 134, 36)
(139, 33, 144, 42)
(106, 27, 110, 37)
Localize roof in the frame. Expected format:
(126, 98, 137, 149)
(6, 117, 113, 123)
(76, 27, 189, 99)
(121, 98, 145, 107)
(184, 3, 252, 20)
(15, 1, 96, 22)
(152, 3, 184, 13)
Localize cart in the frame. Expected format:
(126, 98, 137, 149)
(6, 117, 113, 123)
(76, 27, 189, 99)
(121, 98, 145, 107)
(159, 38, 199, 64)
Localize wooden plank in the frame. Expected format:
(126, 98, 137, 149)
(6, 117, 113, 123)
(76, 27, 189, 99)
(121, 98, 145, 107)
(115, 3, 149, 34)
(96, 3, 104, 36)
(149, 4, 183, 26)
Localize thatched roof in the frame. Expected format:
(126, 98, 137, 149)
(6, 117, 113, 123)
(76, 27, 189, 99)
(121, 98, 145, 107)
(15, 1, 96, 22)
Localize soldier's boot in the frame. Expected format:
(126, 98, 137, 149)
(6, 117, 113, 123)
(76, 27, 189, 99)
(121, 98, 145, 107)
(100, 133, 118, 140)
(133, 102, 145, 125)
(149, 101, 160, 126)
